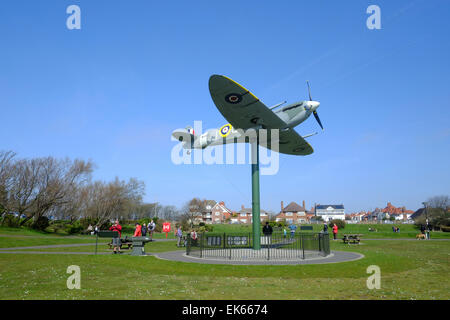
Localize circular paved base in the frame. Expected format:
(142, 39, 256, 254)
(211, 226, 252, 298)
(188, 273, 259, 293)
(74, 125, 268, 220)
(155, 250, 364, 265)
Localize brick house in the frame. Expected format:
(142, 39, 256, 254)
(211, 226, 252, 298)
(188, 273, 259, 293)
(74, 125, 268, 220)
(346, 211, 368, 222)
(236, 205, 269, 224)
(382, 202, 414, 221)
(193, 200, 234, 224)
(211, 201, 233, 224)
(275, 201, 308, 224)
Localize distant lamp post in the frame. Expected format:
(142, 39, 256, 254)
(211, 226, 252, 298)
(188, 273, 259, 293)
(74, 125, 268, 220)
(422, 202, 430, 239)
(422, 202, 428, 221)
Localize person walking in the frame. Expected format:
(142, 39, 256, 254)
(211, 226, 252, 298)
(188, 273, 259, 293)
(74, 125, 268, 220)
(176, 226, 183, 247)
(109, 220, 122, 254)
(332, 223, 338, 240)
(134, 222, 142, 237)
(262, 221, 273, 246)
(426, 221, 431, 240)
(262, 221, 273, 236)
(149, 220, 156, 240)
(190, 229, 198, 241)
(142, 223, 147, 237)
(289, 224, 297, 239)
(323, 222, 328, 233)
(420, 224, 426, 236)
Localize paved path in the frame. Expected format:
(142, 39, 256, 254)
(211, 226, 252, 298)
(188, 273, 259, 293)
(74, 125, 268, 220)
(0, 242, 108, 251)
(154, 250, 364, 265)
(0, 250, 113, 255)
(0, 234, 94, 239)
(0, 238, 176, 253)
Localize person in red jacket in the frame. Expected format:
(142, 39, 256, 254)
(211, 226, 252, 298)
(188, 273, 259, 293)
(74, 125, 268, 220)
(332, 223, 338, 240)
(109, 220, 122, 254)
(134, 223, 142, 237)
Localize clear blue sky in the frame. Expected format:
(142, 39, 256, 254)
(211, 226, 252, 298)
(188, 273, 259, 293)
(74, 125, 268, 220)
(1, 0, 449, 213)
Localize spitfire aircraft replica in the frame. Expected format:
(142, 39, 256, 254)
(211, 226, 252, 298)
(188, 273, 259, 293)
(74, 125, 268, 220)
(172, 74, 323, 156)
(172, 75, 323, 250)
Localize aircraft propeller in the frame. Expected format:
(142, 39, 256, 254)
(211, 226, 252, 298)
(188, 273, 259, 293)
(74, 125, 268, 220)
(307, 81, 323, 131)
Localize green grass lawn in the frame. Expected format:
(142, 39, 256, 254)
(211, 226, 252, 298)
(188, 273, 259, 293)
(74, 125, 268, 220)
(8, 239, 181, 253)
(0, 228, 449, 300)
(0, 236, 100, 249)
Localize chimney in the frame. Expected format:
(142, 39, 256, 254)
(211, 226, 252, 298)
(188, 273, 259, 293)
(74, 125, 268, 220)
(241, 204, 245, 210)
(281, 201, 284, 211)
(219, 201, 225, 206)
(303, 200, 306, 209)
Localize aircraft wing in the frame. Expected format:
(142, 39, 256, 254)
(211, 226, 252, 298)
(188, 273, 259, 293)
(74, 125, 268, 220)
(209, 75, 287, 130)
(260, 128, 314, 155)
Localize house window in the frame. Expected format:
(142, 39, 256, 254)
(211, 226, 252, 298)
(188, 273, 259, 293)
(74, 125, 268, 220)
(240, 213, 247, 217)
(286, 212, 293, 216)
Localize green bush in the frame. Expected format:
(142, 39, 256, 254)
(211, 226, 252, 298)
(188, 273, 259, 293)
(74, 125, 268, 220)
(32, 216, 50, 231)
(79, 217, 99, 230)
(1, 214, 20, 227)
(328, 219, 345, 230)
(65, 220, 83, 234)
(275, 220, 287, 228)
(48, 221, 67, 233)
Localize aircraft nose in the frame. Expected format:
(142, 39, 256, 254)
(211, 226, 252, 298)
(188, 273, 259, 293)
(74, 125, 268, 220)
(310, 101, 320, 110)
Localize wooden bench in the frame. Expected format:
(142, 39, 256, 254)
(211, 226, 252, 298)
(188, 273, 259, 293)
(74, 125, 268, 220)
(108, 236, 133, 250)
(342, 234, 362, 244)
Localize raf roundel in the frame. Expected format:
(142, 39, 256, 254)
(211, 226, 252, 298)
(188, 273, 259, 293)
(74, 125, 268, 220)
(219, 124, 232, 137)
(225, 93, 242, 104)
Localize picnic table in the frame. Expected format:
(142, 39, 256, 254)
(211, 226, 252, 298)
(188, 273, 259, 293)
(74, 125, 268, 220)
(342, 234, 362, 244)
(108, 236, 133, 250)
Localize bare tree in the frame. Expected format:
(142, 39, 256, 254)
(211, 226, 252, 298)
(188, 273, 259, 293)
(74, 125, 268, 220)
(426, 195, 450, 210)
(82, 177, 145, 227)
(0, 151, 16, 217)
(181, 197, 206, 228)
(160, 205, 180, 221)
(0, 155, 93, 226)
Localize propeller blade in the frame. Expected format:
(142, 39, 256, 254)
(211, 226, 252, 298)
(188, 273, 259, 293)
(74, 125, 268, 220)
(307, 81, 312, 101)
(313, 111, 323, 130)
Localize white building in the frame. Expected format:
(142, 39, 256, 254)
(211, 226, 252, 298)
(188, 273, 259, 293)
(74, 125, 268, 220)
(315, 205, 345, 221)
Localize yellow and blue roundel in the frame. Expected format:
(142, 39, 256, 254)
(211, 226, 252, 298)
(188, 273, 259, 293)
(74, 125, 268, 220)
(219, 124, 232, 137)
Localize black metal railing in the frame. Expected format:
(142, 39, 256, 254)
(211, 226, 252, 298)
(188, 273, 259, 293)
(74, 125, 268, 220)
(186, 231, 330, 261)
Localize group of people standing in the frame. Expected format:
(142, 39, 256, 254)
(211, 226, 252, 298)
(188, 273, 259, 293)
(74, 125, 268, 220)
(133, 220, 156, 239)
(175, 226, 197, 247)
(107, 220, 157, 254)
(420, 223, 432, 239)
(322, 222, 338, 239)
(87, 224, 99, 235)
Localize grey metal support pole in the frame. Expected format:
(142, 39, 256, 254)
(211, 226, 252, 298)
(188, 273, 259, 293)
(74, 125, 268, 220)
(251, 138, 261, 250)
(95, 233, 98, 255)
(302, 234, 305, 260)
